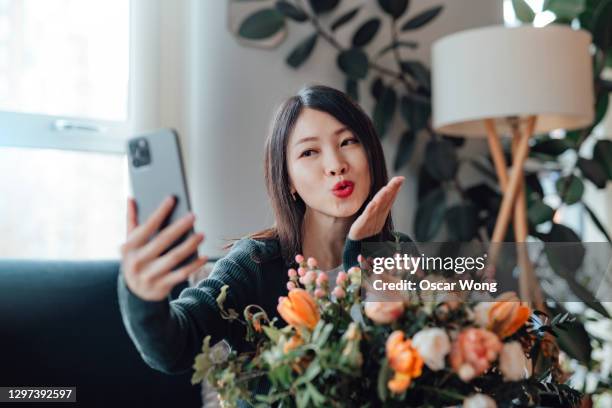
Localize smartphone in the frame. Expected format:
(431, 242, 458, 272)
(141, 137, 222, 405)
(127, 129, 197, 298)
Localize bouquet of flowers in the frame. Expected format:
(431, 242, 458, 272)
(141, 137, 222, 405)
(191, 255, 583, 408)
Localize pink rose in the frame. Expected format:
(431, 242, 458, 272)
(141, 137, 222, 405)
(364, 301, 404, 325)
(450, 328, 502, 382)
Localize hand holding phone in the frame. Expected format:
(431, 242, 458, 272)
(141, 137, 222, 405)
(120, 196, 208, 301)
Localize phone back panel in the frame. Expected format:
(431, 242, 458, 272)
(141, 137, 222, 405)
(127, 129, 192, 226)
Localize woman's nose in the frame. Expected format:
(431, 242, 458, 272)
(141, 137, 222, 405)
(325, 154, 347, 176)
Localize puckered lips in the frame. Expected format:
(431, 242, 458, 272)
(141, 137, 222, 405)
(332, 180, 354, 198)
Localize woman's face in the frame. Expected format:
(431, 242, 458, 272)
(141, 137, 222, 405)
(287, 108, 371, 219)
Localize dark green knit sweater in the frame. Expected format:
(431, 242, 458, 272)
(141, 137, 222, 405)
(117, 233, 413, 406)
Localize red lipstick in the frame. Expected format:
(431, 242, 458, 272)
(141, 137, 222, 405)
(332, 180, 354, 198)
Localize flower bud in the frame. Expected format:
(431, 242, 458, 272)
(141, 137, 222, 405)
(307, 257, 318, 268)
(332, 286, 346, 299)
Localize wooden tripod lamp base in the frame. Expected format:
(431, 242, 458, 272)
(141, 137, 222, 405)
(484, 116, 545, 311)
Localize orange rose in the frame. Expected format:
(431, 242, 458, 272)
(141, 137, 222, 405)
(277, 289, 320, 331)
(450, 328, 502, 382)
(488, 292, 531, 338)
(385, 331, 424, 393)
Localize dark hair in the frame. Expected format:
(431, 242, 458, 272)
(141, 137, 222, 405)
(247, 85, 394, 262)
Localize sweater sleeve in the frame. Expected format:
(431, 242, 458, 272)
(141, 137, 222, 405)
(342, 231, 416, 272)
(117, 239, 260, 375)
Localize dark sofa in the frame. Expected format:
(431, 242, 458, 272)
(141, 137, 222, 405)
(0, 259, 202, 408)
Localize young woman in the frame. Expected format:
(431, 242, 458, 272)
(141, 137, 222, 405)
(118, 85, 413, 404)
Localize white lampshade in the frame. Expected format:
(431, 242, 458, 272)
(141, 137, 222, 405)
(431, 25, 594, 137)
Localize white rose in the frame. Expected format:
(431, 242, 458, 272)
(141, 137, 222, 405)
(473, 302, 492, 327)
(463, 393, 497, 408)
(412, 327, 451, 371)
(499, 341, 532, 381)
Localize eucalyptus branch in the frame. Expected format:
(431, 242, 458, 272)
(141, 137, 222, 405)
(552, 127, 591, 219)
(297, 0, 411, 87)
(389, 18, 417, 94)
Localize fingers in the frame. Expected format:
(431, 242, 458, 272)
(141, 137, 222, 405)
(156, 256, 208, 290)
(141, 232, 205, 281)
(123, 196, 176, 251)
(126, 197, 138, 236)
(370, 176, 404, 210)
(382, 176, 404, 213)
(137, 213, 197, 263)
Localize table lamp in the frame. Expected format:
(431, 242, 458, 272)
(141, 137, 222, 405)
(431, 25, 594, 307)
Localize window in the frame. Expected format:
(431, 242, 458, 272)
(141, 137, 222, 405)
(0, 0, 132, 260)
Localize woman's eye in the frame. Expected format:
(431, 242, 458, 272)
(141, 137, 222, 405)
(300, 149, 316, 158)
(341, 138, 359, 146)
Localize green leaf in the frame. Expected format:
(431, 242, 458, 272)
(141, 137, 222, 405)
(418, 164, 441, 198)
(400, 60, 431, 90)
(583, 202, 612, 243)
(377, 40, 418, 56)
(238, 9, 286, 40)
(591, 0, 612, 50)
(377, 358, 391, 402)
(578, 157, 608, 188)
(556, 174, 584, 204)
(512, 0, 536, 22)
(306, 383, 326, 406)
(565, 129, 586, 148)
(286, 33, 318, 68)
(554, 319, 593, 364)
(543, 0, 586, 20)
(393, 130, 416, 171)
(309, 0, 340, 14)
(544, 223, 585, 273)
(275, 1, 308, 22)
(377, 0, 409, 19)
(372, 85, 397, 138)
(337, 48, 369, 79)
(527, 200, 554, 225)
(315, 323, 334, 347)
(330, 6, 360, 31)
(526, 172, 545, 200)
(370, 77, 384, 99)
(401, 5, 443, 31)
(531, 138, 571, 156)
(400, 94, 430, 132)
(446, 204, 478, 241)
(295, 361, 321, 385)
(415, 188, 446, 241)
(466, 183, 502, 214)
(468, 158, 498, 184)
(424, 139, 458, 181)
(593, 90, 610, 127)
(548, 222, 581, 242)
(352, 18, 381, 47)
(262, 325, 281, 342)
(345, 78, 359, 101)
(593, 139, 612, 179)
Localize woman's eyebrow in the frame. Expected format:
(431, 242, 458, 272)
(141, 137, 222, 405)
(294, 127, 348, 146)
(294, 136, 319, 146)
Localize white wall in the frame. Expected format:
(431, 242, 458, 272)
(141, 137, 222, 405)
(178, 0, 503, 256)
